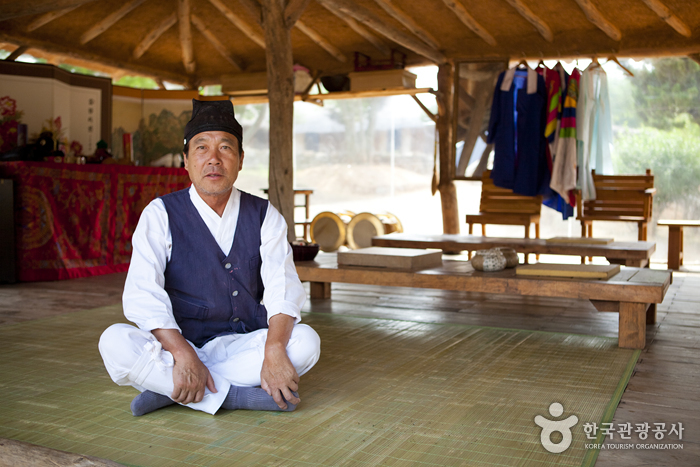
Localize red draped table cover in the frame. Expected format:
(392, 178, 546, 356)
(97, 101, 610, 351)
(0, 161, 190, 281)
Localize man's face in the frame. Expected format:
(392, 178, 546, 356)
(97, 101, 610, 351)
(184, 131, 244, 197)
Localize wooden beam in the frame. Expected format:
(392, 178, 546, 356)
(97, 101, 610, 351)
(571, 0, 621, 41)
(227, 87, 434, 104)
(440, 0, 496, 47)
(79, 0, 147, 44)
(191, 14, 243, 71)
(133, 12, 177, 59)
(456, 78, 492, 175)
(0, 0, 97, 21)
(320, 1, 390, 56)
(689, 54, 700, 66)
(284, 0, 311, 28)
(437, 63, 459, 234)
(4, 45, 28, 61)
(156, 78, 166, 90)
(26, 5, 78, 31)
(295, 20, 347, 62)
(411, 94, 437, 123)
(177, 0, 195, 74)
(0, 32, 189, 84)
(316, 0, 445, 64)
(259, 0, 296, 241)
(237, 0, 263, 26)
(208, 0, 265, 49)
(373, 0, 440, 50)
(503, 0, 553, 42)
(640, 0, 691, 38)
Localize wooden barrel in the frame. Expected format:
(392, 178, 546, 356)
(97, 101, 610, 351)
(310, 211, 355, 252)
(346, 212, 404, 249)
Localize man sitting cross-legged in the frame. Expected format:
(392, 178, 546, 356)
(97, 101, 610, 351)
(99, 99, 320, 416)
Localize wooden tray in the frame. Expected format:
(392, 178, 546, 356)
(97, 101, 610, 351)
(338, 247, 442, 270)
(516, 263, 620, 279)
(546, 236, 614, 245)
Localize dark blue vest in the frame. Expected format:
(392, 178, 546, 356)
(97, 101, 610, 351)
(161, 189, 269, 347)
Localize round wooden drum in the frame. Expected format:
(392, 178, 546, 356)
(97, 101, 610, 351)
(310, 211, 355, 252)
(346, 212, 404, 249)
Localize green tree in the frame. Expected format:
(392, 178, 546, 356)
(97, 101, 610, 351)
(614, 120, 700, 218)
(629, 58, 700, 130)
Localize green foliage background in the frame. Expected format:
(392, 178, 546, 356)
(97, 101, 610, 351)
(612, 58, 700, 219)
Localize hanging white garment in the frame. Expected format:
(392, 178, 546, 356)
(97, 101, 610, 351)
(577, 65, 614, 200)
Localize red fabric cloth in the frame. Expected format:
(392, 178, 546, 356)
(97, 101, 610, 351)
(0, 161, 190, 281)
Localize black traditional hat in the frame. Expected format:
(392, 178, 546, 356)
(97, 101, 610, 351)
(183, 99, 242, 148)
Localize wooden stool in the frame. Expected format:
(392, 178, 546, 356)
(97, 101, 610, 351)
(658, 220, 700, 270)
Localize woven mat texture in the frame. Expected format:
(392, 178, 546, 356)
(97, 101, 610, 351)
(0, 305, 639, 466)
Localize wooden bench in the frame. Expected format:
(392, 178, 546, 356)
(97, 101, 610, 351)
(296, 253, 672, 349)
(466, 170, 542, 240)
(577, 169, 655, 241)
(372, 232, 656, 267)
(657, 220, 700, 270)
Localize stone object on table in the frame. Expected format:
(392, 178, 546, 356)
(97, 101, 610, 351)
(471, 249, 507, 272)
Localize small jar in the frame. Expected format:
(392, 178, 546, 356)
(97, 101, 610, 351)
(471, 249, 507, 272)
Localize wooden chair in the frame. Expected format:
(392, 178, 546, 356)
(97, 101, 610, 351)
(466, 170, 542, 260)
(577, 169, 655, 241)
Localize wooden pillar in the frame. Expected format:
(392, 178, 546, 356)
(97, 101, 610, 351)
(260, 0, 295, 241)
(436, 62, 459, 234)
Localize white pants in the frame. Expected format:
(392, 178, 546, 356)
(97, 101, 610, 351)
(99, 323, 321, 415)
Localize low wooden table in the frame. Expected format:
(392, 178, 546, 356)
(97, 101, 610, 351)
(296, 253, 672, 349)
(372, 233, 655, 267)
(657, 220, 700, 270)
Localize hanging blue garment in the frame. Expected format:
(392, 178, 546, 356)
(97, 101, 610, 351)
(487, 68, 550, 197)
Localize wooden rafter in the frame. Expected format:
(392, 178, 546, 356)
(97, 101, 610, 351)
(284, 0, 312, 28)
(440, 0, 496, 47)
(503, 0, 553, 42)
(689, 54, 700, 66)
(177, 0, 195, 74)
(0, 0, 97, 21)
(0, 32, 189, 83)
(640, 0, 691, 38)
(320, 1, 391, 56)
(237, 0, 263, 26)
(133, 12, 177, 59)
(4, 45, 29, 61)
(26, 5, 78, 31)
(208, 0, 265, 49)
(295, 20, 347, 62)
(79, 0, 147, 44)
(316, 0, 445, 64)
(191, 14, 243, 71)
(373, 0, 440, 50)
(571, 0, 621, 41)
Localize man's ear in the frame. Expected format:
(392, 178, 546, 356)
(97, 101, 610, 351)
(239, 150, 244, 170)
(183, 152, 189, 170)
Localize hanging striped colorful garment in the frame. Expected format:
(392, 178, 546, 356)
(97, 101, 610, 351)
(550, 67, 581, 206)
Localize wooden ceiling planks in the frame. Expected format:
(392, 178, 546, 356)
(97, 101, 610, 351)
(0, 0, 698, 84)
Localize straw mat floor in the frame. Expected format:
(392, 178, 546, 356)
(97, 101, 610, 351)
(0, 305, 639, 466)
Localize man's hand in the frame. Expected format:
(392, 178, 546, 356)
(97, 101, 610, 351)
(260, 314, 299, 409)
(152, 328, 217, 404)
